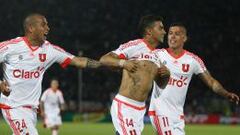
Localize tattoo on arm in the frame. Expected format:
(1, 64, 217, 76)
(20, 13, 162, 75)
(199, 71, 228, 97)
(211, 79, 228, 97)
(86, 58, 102, 68)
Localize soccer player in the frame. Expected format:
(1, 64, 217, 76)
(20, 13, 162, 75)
(0, 13, 101, 135)
(40, 79, 65, 135)
(100, 15, 170, 135)
(148, 23, 240, 135)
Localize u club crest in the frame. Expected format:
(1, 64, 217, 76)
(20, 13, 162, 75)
(182, 64, 190, 72)
(39, 54, 46, 62)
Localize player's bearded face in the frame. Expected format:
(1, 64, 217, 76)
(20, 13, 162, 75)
(151, 21, 166, 43)
(168, 26, 186, 49)
(32, 17, 49, 44)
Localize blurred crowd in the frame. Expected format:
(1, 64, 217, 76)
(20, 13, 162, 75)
(0, 0, 239, 116)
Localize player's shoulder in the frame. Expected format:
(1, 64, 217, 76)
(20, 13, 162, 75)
(119, 39, 144, 49)
(185, 50, 205, 64)
(151, 48, 167, 57)
(153, 48, 167, 53)
(43, 88, 53, 94)
(185, 50, 201, 59)
(57, 90, 63, 95)
(0, 37, 24, 48)
(44, 41, 66, 52)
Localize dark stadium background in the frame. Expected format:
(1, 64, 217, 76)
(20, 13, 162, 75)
(0, 0, 239, 120)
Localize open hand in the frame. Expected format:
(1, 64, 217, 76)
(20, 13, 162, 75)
(226, 92, 239, 105)
(158, 65, 170, 78)
(123, 60, 139, 73)
(0, 80, 11, 96)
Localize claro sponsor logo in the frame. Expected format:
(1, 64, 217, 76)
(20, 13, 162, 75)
(13, 67, 44, 79)
(168, 76, 188, 87)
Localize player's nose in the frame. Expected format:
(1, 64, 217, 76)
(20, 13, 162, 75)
(46, 25, 50, 32)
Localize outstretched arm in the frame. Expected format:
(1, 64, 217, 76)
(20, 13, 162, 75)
(70, 57, 102, 69)
(198, 71, 239, 104)
(100, 52, 138, 72)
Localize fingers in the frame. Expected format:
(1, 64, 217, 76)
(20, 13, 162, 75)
(3, 80, 9, 86)
(158, 67, 170, 77)
(229, 93, 239, 105)
(124, 61, 139, 72)
(131, 64, 138, 72)
(2, 81, 10, 92)
(0, 81, 11, 96)
(234, 95, 239, 105)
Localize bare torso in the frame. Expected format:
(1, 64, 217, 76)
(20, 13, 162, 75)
(119, 60, 158, 101)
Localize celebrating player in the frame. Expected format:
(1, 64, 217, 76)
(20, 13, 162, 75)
(148, 23, 240, 135)
(0, 13, 101, 135)
(100, 15, 170, 135)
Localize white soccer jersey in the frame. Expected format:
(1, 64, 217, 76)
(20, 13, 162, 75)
(112, 39, 155, 59)
(41, 88, 64, 114)
(135, 52, 162, 68)
(0, 37, 74, 108)
(112, 38, 159, 94)
(150, 48, 207, 120)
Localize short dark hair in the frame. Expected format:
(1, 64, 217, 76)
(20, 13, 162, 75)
(169, 22, 187, 35)
(138, 15, 163, 37)
(23, 13, 44, 33)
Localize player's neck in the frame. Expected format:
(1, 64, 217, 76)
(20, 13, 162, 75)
(25, 36, 42, 47)
(168, 47, 184, 56)
(143, 37, 158, 49)
(51, 88, 58, 92)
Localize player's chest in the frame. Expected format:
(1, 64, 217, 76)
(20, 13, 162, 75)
(47, 94, 59, 102)
(7, 48, 50, 66)
(162, 57, 194, 76)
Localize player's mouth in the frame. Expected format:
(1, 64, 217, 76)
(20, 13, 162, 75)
(43, 32, 48, 39)
(169, 39, 177, 44)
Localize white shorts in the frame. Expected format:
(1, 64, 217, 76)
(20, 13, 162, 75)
(1, 106, 38, 135)
(44, 112, 62, 128)
(110, 94, 146, 135)
(148, 111, 185, 135)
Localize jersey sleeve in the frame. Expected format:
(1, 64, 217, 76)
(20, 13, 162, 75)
(58, 91, 65, 104)
(40, 90, 47, 102)
(111, 45, 130, 59)
(112, 40, 141, 59)
(50, 44, 75, 68)
(192, 55, 207, 75)
(0, 41, 10, 63)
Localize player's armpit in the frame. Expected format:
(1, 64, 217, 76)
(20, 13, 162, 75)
(70, 57, 102, 69)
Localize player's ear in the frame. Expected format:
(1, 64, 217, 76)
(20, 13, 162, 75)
(27, 24, 35, 33)
(183, 35, 187, 42)
(146, 28, 153, 36)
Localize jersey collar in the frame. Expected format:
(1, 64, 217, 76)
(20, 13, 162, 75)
(23, 37, 40, 52)
(141, 39, 155, 51)
(166, 48, 186, 59)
